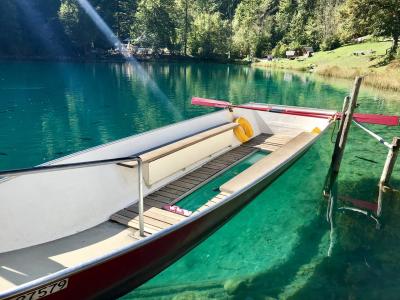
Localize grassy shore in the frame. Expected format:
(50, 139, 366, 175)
(253, 41, 400, 92)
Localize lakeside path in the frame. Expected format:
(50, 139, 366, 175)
(253, 41, 400, 92)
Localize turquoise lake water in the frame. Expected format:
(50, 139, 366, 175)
(0, 61, 399, 299)
(177, 151, 268, 211)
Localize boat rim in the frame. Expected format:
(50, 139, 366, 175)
(0, 109, 225, 184)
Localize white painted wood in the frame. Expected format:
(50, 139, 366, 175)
(144, 131, 236, 185)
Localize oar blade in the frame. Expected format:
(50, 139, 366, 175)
(191, 97, 231, 108)
(353, 113, 399, 126)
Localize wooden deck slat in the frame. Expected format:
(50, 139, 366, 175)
(112, 133, 295, 231)
(142, 198, 166, 208)
(153, 190, 183, 199)
(196, 168, 218, 176)
(201, 164, 222, 171)
(146, 194, 172, 204)
(117, 209, 172, 229)
(110, 215, 160, 234)
(126, 204, 186, 223)
(199, 166, 220, 173)
(206, 161, 230, 168)
(220, 191, 232, 196)
(127, 206, 185, 221)
(214, 157, 236, 164)
(209, 198, 220, 204)
(170, 180, 197, 189)
(196, 193, 228, 212)
(180, 176, 204, 183)
(160, 186, 188, 194)
(185, 172, 210, 179)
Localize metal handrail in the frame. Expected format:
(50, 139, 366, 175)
(0, 155, 146, 236)
(0, 156, 138, 176)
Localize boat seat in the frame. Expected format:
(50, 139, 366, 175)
(120, 123, 239, 185)
(220, 132, 315, 194)
(140, 123, 238, 163)
(142, 123, 239, 185)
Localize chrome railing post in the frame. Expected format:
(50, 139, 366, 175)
(137, 158, 144, 237)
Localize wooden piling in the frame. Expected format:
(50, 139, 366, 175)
(332, 77, 363, 174)
(377, 137, 400, 216)
(380, 137, 400, 187)
(324, 77, 363, 194)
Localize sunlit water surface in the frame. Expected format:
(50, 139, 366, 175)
(0, 62, 399, 299)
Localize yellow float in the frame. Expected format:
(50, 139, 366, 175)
(233, 117, 254, 142)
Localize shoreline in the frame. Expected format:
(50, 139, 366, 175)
(252, 41, 400, 92)
(0, 55, 251, 65)
(252, 61, 400, 93)
(0, 52, 397, 92)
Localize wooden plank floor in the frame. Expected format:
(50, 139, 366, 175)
(243, 133, 294, 152)
(111, 133, 294, 236)
(195, 192, 231, 213)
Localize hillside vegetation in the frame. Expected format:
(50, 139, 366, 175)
(254, 41, 400, 91)
(0, 0, 398, 62)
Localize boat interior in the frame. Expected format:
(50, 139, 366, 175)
(0, 105, 334, 294)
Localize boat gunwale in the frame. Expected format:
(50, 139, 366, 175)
(0, 120, 332, 299)
(0, 109, 229, 184)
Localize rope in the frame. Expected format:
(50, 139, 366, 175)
(352, 120, 392, 149)
(338, 207, 381, 229)
(327, 179, 337, 257)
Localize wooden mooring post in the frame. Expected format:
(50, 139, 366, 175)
(324, 76, 363, 194)
(377, 137, 400, 216)
(380, 137, 400, 187)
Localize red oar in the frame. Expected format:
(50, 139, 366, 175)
(192, 97, 335, 118)
(351, 113, 399, 126)
(191, 97, 399, 126)
(192, 97, 231, 108)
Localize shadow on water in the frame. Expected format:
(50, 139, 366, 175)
(220, 176, 400, 300)
(224, 213, 328, 299)
(288, 179, 400, 300)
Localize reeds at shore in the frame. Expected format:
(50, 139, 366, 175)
(315, 64, 400, 92)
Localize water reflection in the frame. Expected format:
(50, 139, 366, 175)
(0, 62, 399, 171)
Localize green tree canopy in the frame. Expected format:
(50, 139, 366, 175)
(132, 0, 177, 50)
(188, 11, 230, 57)
(0, 0, 399, 60)
(340, 0, 400, 58)
(232, 0, 275, 57)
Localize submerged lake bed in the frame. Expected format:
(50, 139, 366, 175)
(0, 61, 399, 299)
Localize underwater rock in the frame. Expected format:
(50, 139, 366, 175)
(223, 278, 247, 295)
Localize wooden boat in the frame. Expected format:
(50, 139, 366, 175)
(0, 101, 336, 300)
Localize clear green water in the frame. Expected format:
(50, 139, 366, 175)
(0, 62, 399, 299)
(177, 151, 268, 211)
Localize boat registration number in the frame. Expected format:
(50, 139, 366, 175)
(10, 279, 68, 300)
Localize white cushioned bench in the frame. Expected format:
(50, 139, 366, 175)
(119, 123, 239, 186)
(141, 123, 238, 185)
